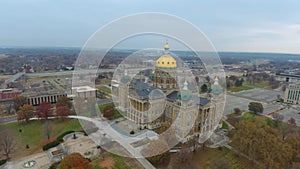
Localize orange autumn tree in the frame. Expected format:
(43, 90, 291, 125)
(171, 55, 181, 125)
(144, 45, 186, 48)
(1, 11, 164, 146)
(17, 104, 34, 123)
(57, 153, 92, 169)
(36, 101, 52, 120)
(56, 106, 71, 120)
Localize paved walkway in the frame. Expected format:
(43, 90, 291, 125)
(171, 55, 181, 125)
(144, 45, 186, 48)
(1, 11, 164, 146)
(2, 116, 156, 169)
(69, 115, 156, 169)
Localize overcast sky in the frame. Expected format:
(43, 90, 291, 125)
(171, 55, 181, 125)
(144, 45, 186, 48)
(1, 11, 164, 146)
(1, 0, 300, 54)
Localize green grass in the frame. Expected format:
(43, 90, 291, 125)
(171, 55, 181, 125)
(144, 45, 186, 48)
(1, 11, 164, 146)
(53, 79, 60, 85)
(113, 109, 124, 119)
(227, 86, 253, 92)
(244, 81, 270, 89)
(47, 80, 57, 89)
(1, 119, 82, 158)
(98, 102, 114, 112)
(241, 112, 257, 121)
(98, 103, 123, 120)
(97, 86, 112, 94)
(53, 79, 67, 90)
(222, 121, 229, 129)
(101, 79, 111, 85)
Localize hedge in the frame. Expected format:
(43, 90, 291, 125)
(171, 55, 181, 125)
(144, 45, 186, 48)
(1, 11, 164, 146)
(56, 130, 74, 142)
(0, 159, 6, 166)
(43, 141, 60, 151)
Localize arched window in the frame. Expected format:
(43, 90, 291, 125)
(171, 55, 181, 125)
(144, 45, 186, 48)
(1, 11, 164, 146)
(162, 62, 164, 64)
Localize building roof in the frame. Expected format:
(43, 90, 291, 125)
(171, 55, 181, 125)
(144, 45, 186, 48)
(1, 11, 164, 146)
(72, 86, 97, 92)
(156, 41, 177, 69)
(166, 90, 210, 106)
(131, 82, 157, 100)
(276, 73, 300, 78)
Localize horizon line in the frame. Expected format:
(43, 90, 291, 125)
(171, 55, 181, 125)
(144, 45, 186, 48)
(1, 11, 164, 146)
(1, 45, 300, 56)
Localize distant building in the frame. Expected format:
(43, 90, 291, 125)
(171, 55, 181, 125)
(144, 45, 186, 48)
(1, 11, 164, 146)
(26, 92, 67, 106)
(276, 73, 300, 83)
(0, 88, 22, 102)
(71, 86, 97, 100)
(284, 83, 300, 105)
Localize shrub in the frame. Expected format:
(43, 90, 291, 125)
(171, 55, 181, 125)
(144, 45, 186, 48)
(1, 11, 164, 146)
(49, 162, 60, 169)
(56, 130, 74, 142)
(0, 159, 7, 166)
(43, 141, 60, 151)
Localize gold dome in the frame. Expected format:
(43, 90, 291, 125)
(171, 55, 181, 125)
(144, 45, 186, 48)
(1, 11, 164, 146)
(156, 55, 177, 68)
(156, 40, 177, 68)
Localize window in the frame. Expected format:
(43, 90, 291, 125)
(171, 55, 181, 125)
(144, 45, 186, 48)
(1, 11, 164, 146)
(167, 62, 169, 64)
(162, 62, 164, 64)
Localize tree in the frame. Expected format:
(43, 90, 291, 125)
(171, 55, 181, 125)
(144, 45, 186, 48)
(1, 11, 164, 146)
(56, 106, 71, 120)
(17, 104, 34, 123)
(288, 117, 297, 128)
(57, 153, 92, 169)
(226, 80, 231, 88)
(0, 103, 4, 114)
(285, 134, 300, 167)
(248, 102, 263, 114)
(278, 123, 293, 141)
(169, 149, 197, 169)
(201, 84, 208, 93)
(0, 128, 15, 159)
(205, 75, 210, 82)
(141, 139, 169, 165)
(13, 96, 27, 111)
(195, 76, 199, 84)
(211, 158, 231, 169)
(56, 96, 72, 109)
(44, 120, 52, 141)
(233, 108, 241, 115)
(235, 78, 244, 87)
(36, 102, 52, 120)
(102, 105, 115, 120)
(233, 120, 293, 169)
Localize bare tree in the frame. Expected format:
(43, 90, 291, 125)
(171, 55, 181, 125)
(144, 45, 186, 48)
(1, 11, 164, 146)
(45, 120, 52, 141)
(0, 129, 15, 159)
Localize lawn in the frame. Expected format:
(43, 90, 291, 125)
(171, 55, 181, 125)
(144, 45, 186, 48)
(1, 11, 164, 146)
(222, 121, 229, 129)
(227, 86, 253, 92)
(98, 103, 124, 120)
(190, 147, 261, 169)
(1, 119, 82, 159)
(101, 79, 111, 85)
(244, 81, 271, 89)
(97, 85, 112, 94)
(98, 102, 114, 112)
(91, 153, 132, 169)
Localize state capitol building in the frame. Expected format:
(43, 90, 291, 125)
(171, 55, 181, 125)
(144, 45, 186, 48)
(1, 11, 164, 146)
(114, 41, 224, 143)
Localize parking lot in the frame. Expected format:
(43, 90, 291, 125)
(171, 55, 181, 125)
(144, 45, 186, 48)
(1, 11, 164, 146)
(233, 88, 284, 102)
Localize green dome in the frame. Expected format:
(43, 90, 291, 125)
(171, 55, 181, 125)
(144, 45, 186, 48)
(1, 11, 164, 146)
(120, 75, 131, 84)
(149, 73, 154, 81)
(210, 83, 223, 95)
(177, 90, 192, 101)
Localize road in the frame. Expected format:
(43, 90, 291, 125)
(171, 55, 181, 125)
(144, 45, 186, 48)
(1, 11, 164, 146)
(0, 115, 17, 124)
